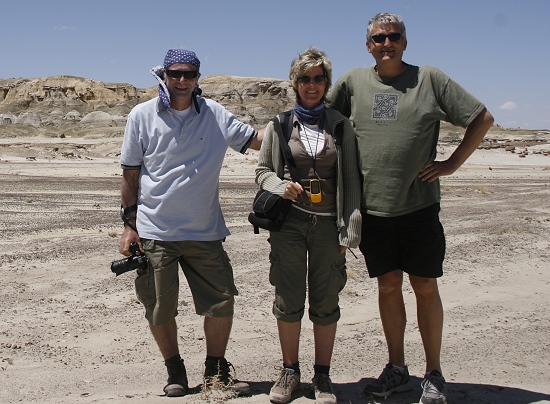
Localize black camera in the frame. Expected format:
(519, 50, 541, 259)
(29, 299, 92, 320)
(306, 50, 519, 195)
(111, 242, 148, 276)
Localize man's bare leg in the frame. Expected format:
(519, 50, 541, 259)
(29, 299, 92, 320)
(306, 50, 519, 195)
(150, 318, 179, 359)
(377, 270, 406, 367)
(204, 316, 232, 357)
(409, 275, 443, 373)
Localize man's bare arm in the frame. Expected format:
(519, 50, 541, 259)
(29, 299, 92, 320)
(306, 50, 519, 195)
(419, 108, 494, 183)
(247, 127, 265, 150)
(119, 169, 141, 255)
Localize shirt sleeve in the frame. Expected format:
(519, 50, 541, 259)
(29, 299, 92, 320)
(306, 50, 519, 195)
(207, 99, 257, 154)
(326, 72, 353, 119)
(430, 67, 485, 128)
(120, 111, 144, 169)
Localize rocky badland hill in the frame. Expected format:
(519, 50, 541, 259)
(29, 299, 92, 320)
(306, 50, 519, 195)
(0, 75, 294, 138)
(1, 75, 549, 155)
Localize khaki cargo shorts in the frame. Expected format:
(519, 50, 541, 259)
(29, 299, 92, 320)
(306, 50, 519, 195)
(135, 239, 238, 325)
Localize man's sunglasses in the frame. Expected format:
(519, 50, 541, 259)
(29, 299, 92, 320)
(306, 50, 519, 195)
(165, 69, 199, 79)
(371, 33, 402, 43)
(298, 75, 326, 84)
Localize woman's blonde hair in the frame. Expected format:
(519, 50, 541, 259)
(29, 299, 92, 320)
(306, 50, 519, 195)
(289, 46, 332, 103)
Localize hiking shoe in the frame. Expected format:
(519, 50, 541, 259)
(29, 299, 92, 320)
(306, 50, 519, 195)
(363, 363, 411, 398)
(269, 368, 301, 403)
(311, 373, 337, 404)
(203, 356, 250, 396)
(163, 356, 188, 397)
(420, 370, 448, 404)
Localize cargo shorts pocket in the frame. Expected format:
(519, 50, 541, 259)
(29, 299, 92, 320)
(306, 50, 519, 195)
(327, 259, 347, 296)
(134, 264, 156, 309)
(268, 252, 281, 287)
(134, 239, 161, 309)
(142, 239, 163, 268)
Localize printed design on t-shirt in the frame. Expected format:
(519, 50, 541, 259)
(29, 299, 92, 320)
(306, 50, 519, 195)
(372, 93, 399, 120)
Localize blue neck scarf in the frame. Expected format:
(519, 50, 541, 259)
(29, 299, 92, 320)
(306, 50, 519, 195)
(293, 102, 325, 125)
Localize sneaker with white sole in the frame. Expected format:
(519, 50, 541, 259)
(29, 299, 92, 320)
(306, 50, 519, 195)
(311, 373, 337, 404)
(269, 368, 301, 403)
(420, 370, 448, 404)
(363, 363, 411, 398)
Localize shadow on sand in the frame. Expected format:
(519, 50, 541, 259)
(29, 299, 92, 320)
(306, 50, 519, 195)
(245, 377, 550, 404)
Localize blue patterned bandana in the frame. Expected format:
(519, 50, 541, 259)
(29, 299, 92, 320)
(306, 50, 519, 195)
(150, 49, 202, 111)
(163, 49, 200, 70)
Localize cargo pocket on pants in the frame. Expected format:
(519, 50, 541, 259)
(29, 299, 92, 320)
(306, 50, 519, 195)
(327, 259, 347, 296)
(268, 252, 281, 288)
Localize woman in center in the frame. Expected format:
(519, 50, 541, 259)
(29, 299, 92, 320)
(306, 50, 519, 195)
(256, 47, 362, 404)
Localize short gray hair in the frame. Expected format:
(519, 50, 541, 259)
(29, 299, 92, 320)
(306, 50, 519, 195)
(366, 13, 406, 42)
(289, 46, 332, 103)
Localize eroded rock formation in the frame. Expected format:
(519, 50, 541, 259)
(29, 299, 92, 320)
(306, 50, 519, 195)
(0, 75, 294, 137)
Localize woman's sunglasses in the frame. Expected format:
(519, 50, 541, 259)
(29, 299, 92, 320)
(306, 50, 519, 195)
(298, 75, 326, 84)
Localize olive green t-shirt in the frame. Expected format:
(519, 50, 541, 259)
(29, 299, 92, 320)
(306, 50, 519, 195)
(327, 64, 484, 217)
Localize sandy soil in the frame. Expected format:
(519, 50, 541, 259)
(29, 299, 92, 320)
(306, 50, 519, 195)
(0, 136, 549, 404)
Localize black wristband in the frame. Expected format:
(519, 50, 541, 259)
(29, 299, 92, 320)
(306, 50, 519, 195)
(122, 204, 137, 216)
(120, 204, 138, 233)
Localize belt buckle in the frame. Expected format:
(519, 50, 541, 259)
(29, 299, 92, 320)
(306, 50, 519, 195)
(311, 215, 317, 225)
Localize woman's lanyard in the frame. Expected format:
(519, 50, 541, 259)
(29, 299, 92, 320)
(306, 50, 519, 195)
(299, 119, 324, 179)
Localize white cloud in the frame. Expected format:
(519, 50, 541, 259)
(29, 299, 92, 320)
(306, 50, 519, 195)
(499, 101, 517, 110)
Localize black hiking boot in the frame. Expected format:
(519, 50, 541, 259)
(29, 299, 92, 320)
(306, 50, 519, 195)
(163, 355, 188, 397)
(203, 356, 250, 396)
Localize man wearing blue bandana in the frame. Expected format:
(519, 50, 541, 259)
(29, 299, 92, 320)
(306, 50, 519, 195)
(119, 49, 262, 397)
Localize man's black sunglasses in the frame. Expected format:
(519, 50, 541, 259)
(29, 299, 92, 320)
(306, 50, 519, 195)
(298, 75, 326, 84)
(371, 33, 402, 43)
(165, 69, 199, 79)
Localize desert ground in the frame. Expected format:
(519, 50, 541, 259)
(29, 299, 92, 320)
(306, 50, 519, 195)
(0, 134, 549, 404)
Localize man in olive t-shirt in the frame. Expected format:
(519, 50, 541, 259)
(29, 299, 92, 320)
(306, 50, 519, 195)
(327, 13, 494, 404)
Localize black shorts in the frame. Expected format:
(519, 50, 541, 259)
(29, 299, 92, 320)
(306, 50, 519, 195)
(359, 203, 446, 278)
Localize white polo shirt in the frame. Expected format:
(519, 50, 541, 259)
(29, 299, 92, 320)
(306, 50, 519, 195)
(121, 96, 255, 241)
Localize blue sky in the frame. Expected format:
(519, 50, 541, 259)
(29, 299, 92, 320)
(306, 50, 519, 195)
(1, 0, 549, 130)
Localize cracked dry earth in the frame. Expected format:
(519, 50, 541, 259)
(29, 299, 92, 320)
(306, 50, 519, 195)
(0, 139, 549, 404)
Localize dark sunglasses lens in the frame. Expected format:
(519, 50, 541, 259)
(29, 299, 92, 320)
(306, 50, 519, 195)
(165, 70, 182, 78)
(299, 75, 325, 84)
(372, 33, 401, 43)
(388, 33, 401, 41)
(183, 71, 198, 79)
(166, 70, 198, 79)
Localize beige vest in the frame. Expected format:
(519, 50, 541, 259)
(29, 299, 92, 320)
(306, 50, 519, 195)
(284, 124, 337, 214)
